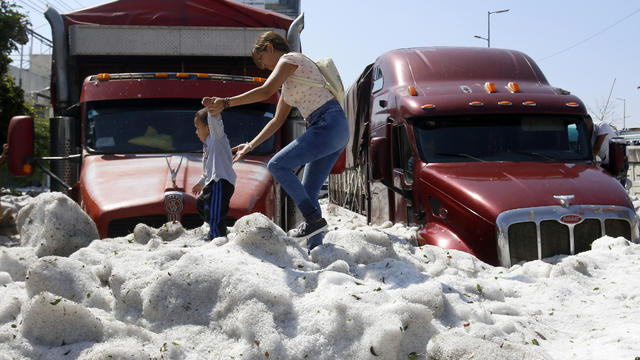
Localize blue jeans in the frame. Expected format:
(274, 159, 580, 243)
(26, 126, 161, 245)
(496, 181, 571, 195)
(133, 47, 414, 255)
(268, 100, 349, 244)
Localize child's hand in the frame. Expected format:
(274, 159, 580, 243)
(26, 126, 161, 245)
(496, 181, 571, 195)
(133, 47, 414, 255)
(192, 183, 203, 196)
(201, 97, 214, 106)
(202, 97, 224, 115)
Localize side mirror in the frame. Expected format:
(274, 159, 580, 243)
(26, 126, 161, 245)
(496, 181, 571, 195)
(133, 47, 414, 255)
(608, 137, 627, 178)
(7, 116, 34, 177)
(370, 136, 389, 181)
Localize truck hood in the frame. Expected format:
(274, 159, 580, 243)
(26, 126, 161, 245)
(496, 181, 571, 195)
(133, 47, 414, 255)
(80, 154, 273, 229)
(420, 162, 632, 223)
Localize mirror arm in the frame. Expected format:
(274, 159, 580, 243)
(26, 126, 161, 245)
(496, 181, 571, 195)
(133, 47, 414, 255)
(26, 157, 77, 192)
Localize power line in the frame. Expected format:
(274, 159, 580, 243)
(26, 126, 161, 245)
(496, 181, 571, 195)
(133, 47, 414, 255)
(24, 0, 71, 13)
(58, 0, 76, 11)
(33, 0, 72, 12)
(49, 0, 75, 12)
(15, 0, 45, 14)
(27, 28, 52, 46)
(539, 7, 640, 61)
(69, 0, 84, 8)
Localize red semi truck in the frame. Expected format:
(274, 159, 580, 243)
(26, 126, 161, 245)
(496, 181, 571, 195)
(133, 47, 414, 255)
(330, 47, 638, 267)
(7, 0, 306, 237)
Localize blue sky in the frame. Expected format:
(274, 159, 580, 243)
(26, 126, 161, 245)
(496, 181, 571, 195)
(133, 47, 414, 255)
(14, 0, 640, 129)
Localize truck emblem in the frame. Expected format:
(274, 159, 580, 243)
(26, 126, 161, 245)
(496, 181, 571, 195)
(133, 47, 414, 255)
(165, 156, 184, 188)
(553, 195, 574, 208)
(560, 214, 582, 224)
(164, 191, 184, 222)
(460, 85, 472, 94)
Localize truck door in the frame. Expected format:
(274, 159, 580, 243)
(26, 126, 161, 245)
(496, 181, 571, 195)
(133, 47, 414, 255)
(391, 123, 414, 224)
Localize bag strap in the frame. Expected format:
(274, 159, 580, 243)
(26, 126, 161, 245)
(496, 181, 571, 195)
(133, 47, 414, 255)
(288, 74, 327, 89)
(285, 53, 330, 90)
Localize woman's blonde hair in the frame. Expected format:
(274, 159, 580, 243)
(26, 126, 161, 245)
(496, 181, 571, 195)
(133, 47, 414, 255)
(252, 31, 290, 66)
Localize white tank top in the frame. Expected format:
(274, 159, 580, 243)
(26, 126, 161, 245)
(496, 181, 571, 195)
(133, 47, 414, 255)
(279, 53, 334, 119)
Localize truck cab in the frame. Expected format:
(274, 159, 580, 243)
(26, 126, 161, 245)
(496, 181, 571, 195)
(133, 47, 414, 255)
(77, 72, 283, 237)
(6, 0, 306, 237)
(331, 47, 638, 267)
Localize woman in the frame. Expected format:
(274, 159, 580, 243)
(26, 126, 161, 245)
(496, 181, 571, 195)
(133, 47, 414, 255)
(202, 31, 349, 250)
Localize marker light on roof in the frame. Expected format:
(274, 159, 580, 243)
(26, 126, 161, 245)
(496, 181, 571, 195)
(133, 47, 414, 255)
(422, 104, 436, 110)
(566, 101, 580, 107)
(522, 100, 536, 106)
(484, 82, 497, 93)
(469, 101, 484, 107)
(155, 73, 169, 78)
(408, 86, 418, 96)
(498, 101, 512, 106)
(176, 73, 189, 79)
(197, 73, 210, 79)
(507, 82, 520, 93)
(97, 73, 110, 80)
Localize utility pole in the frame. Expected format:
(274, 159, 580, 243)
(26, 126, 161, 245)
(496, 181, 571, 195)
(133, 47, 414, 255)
(616, 97, 626, 130)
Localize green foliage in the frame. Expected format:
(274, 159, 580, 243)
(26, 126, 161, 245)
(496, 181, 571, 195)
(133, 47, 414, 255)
(32, 108, 50, 158)
(0, 72, 31, 141)
(0, 0, 29, 57)
(1, 0, 31, 139)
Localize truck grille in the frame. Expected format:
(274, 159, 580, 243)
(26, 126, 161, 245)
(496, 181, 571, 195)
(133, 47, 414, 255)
(507, 222, 537, 263)
(497, 205, 638, 267)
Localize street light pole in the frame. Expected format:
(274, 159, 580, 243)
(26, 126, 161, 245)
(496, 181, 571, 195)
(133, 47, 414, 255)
(488, 11, 492, 48)
(475, 9, 510, 47)
(616, 97, 626, 130)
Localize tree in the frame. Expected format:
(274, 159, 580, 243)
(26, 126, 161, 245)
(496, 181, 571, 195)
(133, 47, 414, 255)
(587, 97, 620, 128)
(0, 0, 31, 144)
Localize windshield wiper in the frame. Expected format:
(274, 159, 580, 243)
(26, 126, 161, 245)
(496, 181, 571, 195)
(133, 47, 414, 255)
(510, 151, 555, 161)
(435, 152, 486, 162)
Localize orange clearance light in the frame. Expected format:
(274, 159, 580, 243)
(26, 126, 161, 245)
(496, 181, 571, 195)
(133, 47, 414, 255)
(498, 100, 512, 106)
(484, 82, 497, 93)
(155, 73, 169, 78)
(197, 73, 210, 79)
(422, 104, 436, 110)
(97, 73, 110, 80)
(469, 101, 484, 107)
(507, 81, 520, 93)
(22, 163, 33, 175)
(176, 72, 189, 79)
(522, 100, 537, 106)
(408, 86, 418, 96)
(253, 77, 266, 83)
(566, 101, 580, 107)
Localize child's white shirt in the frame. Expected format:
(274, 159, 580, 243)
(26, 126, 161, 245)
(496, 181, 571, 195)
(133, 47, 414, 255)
(197, 112, 236, 186)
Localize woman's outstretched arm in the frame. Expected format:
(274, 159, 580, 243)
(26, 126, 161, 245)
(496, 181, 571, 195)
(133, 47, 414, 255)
(203, 61, 297, 113)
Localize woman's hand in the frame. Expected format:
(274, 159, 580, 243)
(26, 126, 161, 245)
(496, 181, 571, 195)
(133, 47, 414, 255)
(202, 97, 225, 115)
(232, 143, 252, 162)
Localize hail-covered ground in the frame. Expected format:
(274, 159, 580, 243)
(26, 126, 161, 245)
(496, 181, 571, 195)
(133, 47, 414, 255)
(1, 192, 639, 360)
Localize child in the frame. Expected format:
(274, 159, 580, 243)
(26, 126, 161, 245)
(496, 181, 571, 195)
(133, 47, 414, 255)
(192, 108, 236, 240)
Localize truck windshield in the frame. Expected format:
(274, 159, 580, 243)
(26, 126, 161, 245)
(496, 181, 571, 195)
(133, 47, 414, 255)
(411, 115, 591, 163)
(85, 99, 277, 155)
